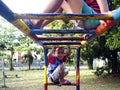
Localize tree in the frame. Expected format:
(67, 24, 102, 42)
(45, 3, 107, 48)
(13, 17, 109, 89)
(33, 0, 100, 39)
(81, 0, 120, 73)
(0, 17, 23, 70)
(0, 17, 32, 70)
(0, 17, 44, 70)
(22, 51, 33, 70)
(104, 0, 120, 74)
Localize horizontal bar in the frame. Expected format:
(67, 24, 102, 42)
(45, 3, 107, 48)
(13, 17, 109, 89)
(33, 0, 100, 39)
(0, 1, 31, 35)
(47, 83, 77, 86)
(39, 41, 82, 45)
(0, 0, 15, 22)
(15, 13, 113, 20)
(43, 45, 82, 49)
(37, 37, 85, 41)
(95, 20, 115, 35)
(30, 29, 95, 34)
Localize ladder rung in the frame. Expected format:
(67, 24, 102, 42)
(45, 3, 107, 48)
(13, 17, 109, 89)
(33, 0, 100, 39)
(30, 29, 95, 34)
(37, 37, 85, 41)
(15, 13, 113, 20)
(47, 83, 77, 86)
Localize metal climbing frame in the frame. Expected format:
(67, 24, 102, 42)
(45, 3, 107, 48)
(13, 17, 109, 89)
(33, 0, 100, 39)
(0, 0, 120, 90)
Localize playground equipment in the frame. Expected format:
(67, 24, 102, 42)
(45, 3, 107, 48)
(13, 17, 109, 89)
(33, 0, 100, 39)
(0, 56, 18, 88)
(4, 74, 18, 78)
(0, 0, 120, 90)
(1, 56, 7, 88)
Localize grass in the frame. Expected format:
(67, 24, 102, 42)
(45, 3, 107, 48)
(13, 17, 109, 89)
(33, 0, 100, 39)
(0, 69, 120, 90)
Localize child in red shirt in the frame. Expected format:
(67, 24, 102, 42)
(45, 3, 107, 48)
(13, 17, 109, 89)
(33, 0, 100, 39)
(47, 46, 71, 85)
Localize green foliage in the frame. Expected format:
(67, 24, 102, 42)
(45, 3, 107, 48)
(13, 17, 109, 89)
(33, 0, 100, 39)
(0, 1, 120, 69)
(106, 27, 120, 50)
(108, 0, 120, 10)
(22, 54, 33, 64)
(106, 0, 120, 50)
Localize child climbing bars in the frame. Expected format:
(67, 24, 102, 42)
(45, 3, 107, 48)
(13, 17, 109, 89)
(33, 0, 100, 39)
(23, 0, 110, 30)
(47, 45, 71, 85)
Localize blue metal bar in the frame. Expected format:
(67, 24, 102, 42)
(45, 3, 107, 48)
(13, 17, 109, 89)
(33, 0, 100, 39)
(112, 7, 120, 23)
(76, 48, 80, 90)
(76, 48, 80, 67)
(30, 29, 95, 34)
(43, 48, 48, 70)
(0, 0, 15, 22)
(39, 41, 82, 45)
(0, 1, 31, 36)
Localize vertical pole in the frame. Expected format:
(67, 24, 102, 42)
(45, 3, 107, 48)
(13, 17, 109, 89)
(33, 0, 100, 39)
(76, 47, 80, 90)
(2, 58, 6, 87)
(43, 48, 48, 90)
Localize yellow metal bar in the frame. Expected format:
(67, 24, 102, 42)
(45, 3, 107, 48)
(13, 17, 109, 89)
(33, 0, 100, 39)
(15, 13, 113, 20)
(44, 66, 48, 84)
(12, 19, 30, 35)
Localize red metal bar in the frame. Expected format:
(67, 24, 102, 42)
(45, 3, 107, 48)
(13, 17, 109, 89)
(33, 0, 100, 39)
(76, 67, 80, 85)
(28, 34, 39, 41)
(47, 83, 77, 86)
(44, 84, 47, 90)
(95, 20, 115, 35)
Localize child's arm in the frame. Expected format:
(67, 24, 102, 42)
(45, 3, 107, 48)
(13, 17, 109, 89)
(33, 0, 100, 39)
(47, 47, 56, 58)
(96, 0, 109, 13)
(66, 45, 71, 57)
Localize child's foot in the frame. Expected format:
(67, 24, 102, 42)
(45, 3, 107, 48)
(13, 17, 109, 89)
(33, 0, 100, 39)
(59, 79, 71, 86)
(73, 24, 84, 30)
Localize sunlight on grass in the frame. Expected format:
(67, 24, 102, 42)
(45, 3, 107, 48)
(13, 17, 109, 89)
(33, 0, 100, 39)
(0, 70, 120, 90)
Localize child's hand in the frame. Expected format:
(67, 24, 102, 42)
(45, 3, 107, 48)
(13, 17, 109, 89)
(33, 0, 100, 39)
(52, 46, 57, 52)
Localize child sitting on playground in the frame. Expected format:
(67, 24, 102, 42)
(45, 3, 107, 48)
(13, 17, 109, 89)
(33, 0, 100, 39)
(47, 45, 71, 85)
(23, 0, 110, 30)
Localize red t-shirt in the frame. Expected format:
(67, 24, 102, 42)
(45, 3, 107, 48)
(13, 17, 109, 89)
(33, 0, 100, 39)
(85, 0, 100, 13)
(48, 56, 67, 64)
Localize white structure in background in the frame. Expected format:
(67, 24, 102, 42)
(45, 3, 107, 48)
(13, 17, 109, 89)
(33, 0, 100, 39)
(93, 57, 108, 69)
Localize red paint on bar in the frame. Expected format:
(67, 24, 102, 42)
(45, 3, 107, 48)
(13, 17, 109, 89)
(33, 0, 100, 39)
(47, 83, 76, 86)
(76, 67, 80, 85)
(44, 84, 47, 90)
(95, 20, 115, 35)
(28, 34, 39, 41)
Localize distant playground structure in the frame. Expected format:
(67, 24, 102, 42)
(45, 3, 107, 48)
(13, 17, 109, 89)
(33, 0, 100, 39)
(0, 0, 120, 90)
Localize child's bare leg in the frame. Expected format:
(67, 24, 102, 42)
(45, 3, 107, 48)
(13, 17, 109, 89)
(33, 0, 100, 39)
(61, 0, 83, 28)
(59, 64, 65, 84)
(31, 0, 63, 28)
(40, 7, 63, 28)
(67, 0, 83, 14)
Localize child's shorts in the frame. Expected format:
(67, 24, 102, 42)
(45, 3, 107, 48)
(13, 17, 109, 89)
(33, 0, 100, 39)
(78, 1, 100, 29)
(49, 65, 68, 83)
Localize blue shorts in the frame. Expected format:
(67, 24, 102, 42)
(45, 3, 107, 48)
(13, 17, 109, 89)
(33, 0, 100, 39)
(79, 1, 100, 29)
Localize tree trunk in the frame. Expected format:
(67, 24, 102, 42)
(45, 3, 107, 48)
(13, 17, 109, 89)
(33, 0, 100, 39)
(111, 50, 119, 74)
(87, 59, 93, 69)
(10, 50, 14, 71)
(28, 60, 31, 70)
